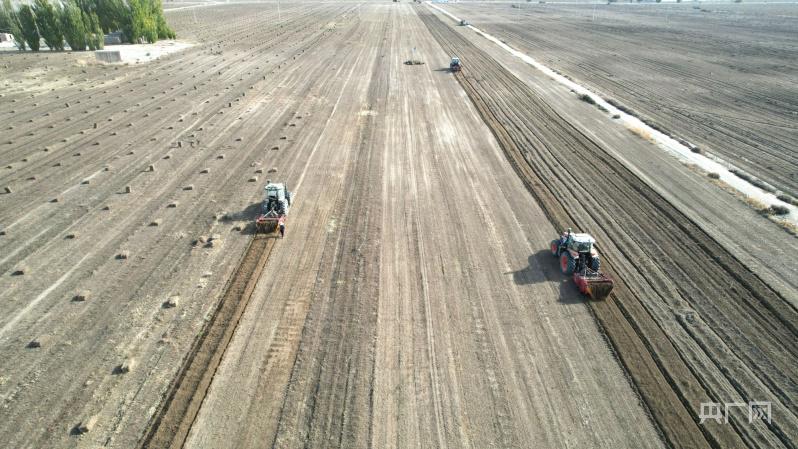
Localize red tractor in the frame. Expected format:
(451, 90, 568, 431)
(550, 230, 614, 300)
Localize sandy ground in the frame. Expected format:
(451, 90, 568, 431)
(186, 5, 660, 449)
(0, 41, 193, 65)
(0, 2, 794, 449)
(436, 0, 798, 314)
(423, 4, 798, 448)
(100, 41, 196, 64)
(0, 3, 659, 448)
(446, 2, 798, 198)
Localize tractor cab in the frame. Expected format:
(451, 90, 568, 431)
(450, 57, 461, 72)
(550, 231, 613, 299)
(256, 181, 293, 233)
(263, 182, 289, 212)
(567, 233, 596, 254)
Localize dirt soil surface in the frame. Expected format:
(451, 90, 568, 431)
(184, 4, 659, 449)
(422, 5, 797, 448)
(446, 2, 798, 198)
(0, 2, 795, 449)
(0, 3, 658, 448)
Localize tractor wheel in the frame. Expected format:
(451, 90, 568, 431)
(590, 255, 601, 271)
(550, 240, 560, 256)
(560, 252, 576, 275)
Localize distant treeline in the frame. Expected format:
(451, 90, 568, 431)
(0, 0, 175, 51)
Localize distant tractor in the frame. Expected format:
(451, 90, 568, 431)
(460, 19, 469, 26)
(255, 181, 293, 234)
(450, 56, 462, 72)
(550, 229, 614, 300)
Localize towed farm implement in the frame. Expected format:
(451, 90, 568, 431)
(255, 181, 293, 234)
(550, 230, 614, 300)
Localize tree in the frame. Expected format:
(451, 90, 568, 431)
(61, 0, 87, 50)
(0, 0, 11, 32)
(94, 0, 126, 34)
(7, 0, 175, 51)
(127, 0, 152, 43)
(33, 0, 64, 50)
(17, 4, 40, 51)
(1, 0, 26, 50)
(152, 0, 174, 39)
(85, 10, 103, 49)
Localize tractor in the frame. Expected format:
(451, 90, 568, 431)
(255, 181, 292, 234)
(550, 230, 614, 300)
(450, 56, 461, 72)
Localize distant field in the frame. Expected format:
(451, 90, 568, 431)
(448, 2, 798, 196)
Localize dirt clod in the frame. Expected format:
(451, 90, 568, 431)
(114, 359, 135, 375)
(163, 296, 179, 309)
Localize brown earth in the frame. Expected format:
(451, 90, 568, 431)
(446, 2, 798, 198)
(421, 5, 797, 448)
(185, 4, 659, 449)
(0, 2, 794, 449)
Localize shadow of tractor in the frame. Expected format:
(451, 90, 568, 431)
(218, 202, 263, 235)
(507, 249, 585, 305)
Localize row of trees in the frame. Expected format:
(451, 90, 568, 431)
(0, 0, 175, 51)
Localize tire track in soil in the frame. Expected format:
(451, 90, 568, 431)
(139, 235, 277, 449)
(0, 6, 361, 448)
(419, 7, 797, 449)
(449, 5, 798, 197)
(179, 11, 385, 448)
(269, 16, 388, 449)
(0, 4, 347, 229)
